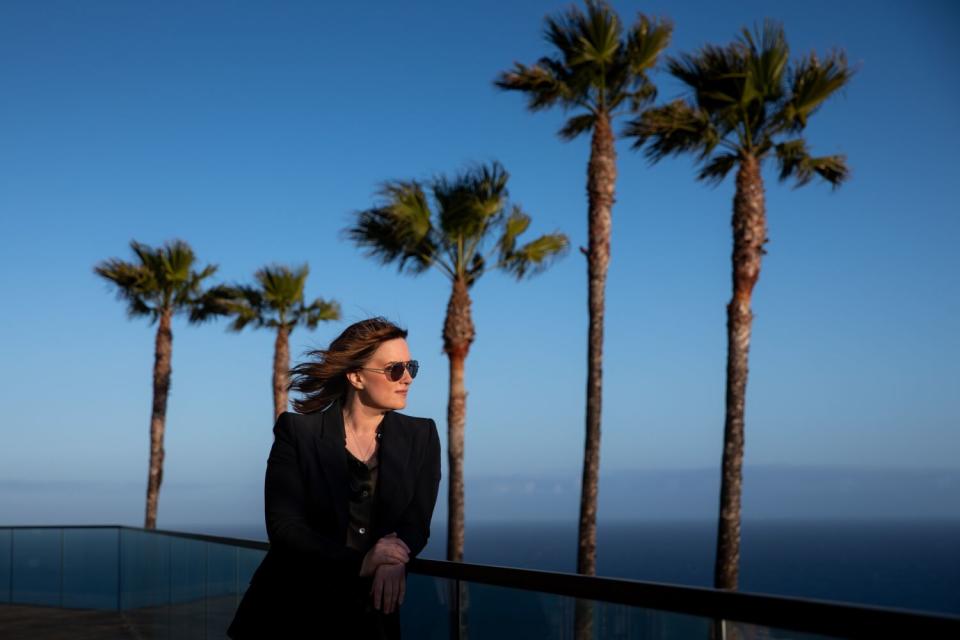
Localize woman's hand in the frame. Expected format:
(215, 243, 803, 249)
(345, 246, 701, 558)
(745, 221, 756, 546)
(359, 532, 411, 577)
(370, 562, 406, 614)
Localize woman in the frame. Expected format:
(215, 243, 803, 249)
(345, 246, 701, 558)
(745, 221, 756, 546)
(227, 317, 442, 639)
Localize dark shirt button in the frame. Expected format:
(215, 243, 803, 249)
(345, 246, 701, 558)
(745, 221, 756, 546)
(362, 489, 369, 498)
(359, 527, 366, 535)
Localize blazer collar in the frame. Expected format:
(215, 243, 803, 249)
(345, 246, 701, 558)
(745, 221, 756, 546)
(313, 397, 412, 534)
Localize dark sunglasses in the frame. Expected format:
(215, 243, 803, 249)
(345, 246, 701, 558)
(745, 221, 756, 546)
(361, 360, 419, 381)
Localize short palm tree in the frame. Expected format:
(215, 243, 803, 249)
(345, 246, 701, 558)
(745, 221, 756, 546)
(220, 264, 340, 419)
(496, 4, 671, 633)
(94, 239, 231, 529)
(626, 20, 852, 590)
(346, 161, 568, 563)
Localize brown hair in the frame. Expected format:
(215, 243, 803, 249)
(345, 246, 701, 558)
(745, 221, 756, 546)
(289, 316, 408, 413)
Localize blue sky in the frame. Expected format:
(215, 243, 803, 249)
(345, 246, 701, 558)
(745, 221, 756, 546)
(1, 0, 958, 526)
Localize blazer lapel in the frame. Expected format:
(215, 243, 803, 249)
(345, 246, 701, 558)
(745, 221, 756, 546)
(313, 399, 414, 536)
(313, 399, 349, 535)
(376, 409, 413, 524)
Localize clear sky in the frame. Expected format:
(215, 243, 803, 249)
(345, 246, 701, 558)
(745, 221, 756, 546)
(1, 1, 958, 526)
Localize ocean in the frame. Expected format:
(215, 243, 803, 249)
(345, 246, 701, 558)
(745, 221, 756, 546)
(177, 518, 960, 617)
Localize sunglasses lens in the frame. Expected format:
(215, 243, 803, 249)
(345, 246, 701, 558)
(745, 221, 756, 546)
(388, 363, 405, 381)
(408, 361, 419, 379)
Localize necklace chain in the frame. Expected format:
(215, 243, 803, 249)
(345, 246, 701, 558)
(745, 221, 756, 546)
(344, 418, 379, 462)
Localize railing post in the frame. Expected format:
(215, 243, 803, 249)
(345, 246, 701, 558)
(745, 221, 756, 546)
(455, 578, 462, 640)
(7, 529, 13, 604)
(116, 528, 122, 611)
(710, 617, 727, 640)
(234, 545, 240, 610)
(167, 533, 173, 640)
(58, 528, 64, 608)
(203, 541, 209, 640)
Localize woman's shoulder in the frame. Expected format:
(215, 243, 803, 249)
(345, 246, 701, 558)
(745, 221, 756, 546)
(272, 410, 323, 440)
(389, 411, 439, 446)
(390, 410, 435, 429)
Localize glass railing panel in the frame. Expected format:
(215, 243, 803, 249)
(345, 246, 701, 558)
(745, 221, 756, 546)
(464, 580, 576, 638)
(120, 528, 171, 640)
(400, 573, 453, 639)
(62, 527, 119, 609)
(591, 599, 710, 639)
(236, 546, 266, 596)
(205, 541, 239, 640)
(120, 528, 171, 609)
(11, 528, 61, 606)
(1, 527, 946, 639)
(0, 528, 11, 603)
(169, 535, 206, 640)
(722, 620, 839, 640)
(459, 583, 838, 640)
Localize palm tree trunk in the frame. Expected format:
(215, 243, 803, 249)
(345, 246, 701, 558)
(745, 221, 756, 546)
(575, 109, 617, 640)
(443, 276, 474, 563)
(714, 154, 767, 590)
(145, 307, 173, 530)
(273, 324, 290, 420)
(444, 277, 474, 640)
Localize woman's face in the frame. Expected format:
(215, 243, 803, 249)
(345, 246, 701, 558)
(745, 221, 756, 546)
(355, 338, 414, 411)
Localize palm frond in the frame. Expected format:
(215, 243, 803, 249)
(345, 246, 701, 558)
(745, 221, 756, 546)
(189, 283, 238, 324)
(93, 258, 156, 320)
(465, 252, 486, 286)
(558, 113, 597, 140)
(616, 81, 657, 113)
(256, 264, 308, 311)
(669, 46, 745, 112)
(775, 139, 849, 187)
(174, 262, 219, 309)
(298, 298, 341, 330)
(625, 99, 717, 161)
(494, 61, 575, 111)
(500, 232, 570, 280)
(697, 153, 740, 184)
(215, 284, 265, 332)
(628, 21, 850, 195)
(570, 0, 622, 67)
(497, 206, 532, 259)
(346, 180, 439, 276)
(738, 20, 789, 106)
(625, 14, 673, 75)
(435, 162, 509, 246)
(779, 49, 853, 132)
(544, 9, 581, 65)
(96, 238, 219, 323)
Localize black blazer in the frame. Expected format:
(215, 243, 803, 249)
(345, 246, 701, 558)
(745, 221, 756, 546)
(227, 399, 442, 639)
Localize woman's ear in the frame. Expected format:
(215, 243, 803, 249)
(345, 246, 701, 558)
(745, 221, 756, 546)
(347, 370, 363, 390)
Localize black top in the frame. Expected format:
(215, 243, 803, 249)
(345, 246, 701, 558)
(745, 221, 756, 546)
(345, 441, 380, 553)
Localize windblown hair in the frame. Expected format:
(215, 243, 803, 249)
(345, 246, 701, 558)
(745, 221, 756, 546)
(289, 316, 408, 414)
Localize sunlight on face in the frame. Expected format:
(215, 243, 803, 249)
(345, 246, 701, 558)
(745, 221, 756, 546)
(357, 338, 413, 411)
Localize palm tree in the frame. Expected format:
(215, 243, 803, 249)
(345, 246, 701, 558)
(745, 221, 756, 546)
(220, 264, 340, 419)
(94, 239, 231, 529)
(346, 161, 568, 563)
(625, 21, 852, 590)
(495, 3, 671, 633)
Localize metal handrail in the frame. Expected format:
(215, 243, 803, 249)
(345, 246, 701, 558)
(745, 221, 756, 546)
(3, 525, 959, 638)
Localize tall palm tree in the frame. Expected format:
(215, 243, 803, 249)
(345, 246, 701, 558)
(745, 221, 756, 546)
(220, 264, 340, 419)
(346, 161, 568, 563)
(496, 4, 671, 634)
(94, 239, 231, 529)
(626, 21, 852, 590)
